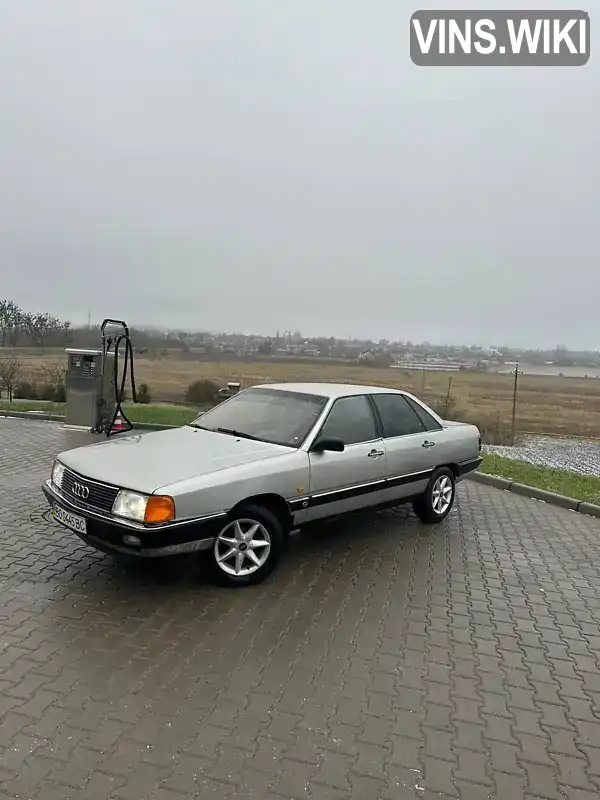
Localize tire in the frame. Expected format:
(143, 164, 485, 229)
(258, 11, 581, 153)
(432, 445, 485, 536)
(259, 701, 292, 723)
(209, 504, 286, 587)
(412, 467, 456, 524)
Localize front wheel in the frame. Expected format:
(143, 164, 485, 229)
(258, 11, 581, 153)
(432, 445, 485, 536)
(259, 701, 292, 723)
(209, 504, 286, 587)
(412, 467, 456, 524)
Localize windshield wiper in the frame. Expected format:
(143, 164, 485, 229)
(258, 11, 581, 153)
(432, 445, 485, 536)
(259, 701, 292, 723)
(212, 427, 262, 442)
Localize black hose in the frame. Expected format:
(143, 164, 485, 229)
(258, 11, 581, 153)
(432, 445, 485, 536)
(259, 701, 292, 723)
(106, 332, 137, 437)
(91, 334, 112, 435)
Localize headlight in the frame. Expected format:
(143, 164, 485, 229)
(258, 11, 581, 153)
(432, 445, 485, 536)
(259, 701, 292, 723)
(51, 460, 65, 489)
(112, 490, 175, 524)
(112, 491, 148, 522)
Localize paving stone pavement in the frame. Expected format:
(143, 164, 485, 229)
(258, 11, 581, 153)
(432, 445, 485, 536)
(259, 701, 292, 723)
(2, 418, 600, 798)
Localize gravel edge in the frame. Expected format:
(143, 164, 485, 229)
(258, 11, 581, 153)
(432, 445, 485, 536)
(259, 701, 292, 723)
(467, 472, 600, 519)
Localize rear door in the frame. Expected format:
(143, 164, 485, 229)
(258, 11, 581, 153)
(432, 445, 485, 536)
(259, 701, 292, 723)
(306, 394, 387, 522)
(370, 393, 444, 503)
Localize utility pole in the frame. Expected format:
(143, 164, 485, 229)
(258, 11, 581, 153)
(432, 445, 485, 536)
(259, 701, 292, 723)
(510, 362, 524, 446)
(446, 374, 452, 403)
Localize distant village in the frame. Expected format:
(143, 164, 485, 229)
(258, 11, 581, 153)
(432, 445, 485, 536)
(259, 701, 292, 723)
(167, 329, 600, 371)
(177, 330, 495, 369)
(4, 297, 597, 370)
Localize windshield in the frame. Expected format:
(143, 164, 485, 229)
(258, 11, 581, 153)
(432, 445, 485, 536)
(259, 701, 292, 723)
(190, 388, 328, 448)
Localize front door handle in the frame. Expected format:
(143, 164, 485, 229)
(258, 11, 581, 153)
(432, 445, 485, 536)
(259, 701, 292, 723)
(422, 440, 435, 448)
(368, 449, 384, 458)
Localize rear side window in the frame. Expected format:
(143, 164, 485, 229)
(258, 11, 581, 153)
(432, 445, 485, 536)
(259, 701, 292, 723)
(318, 395, 378, 445)
(405, 396, 443, 432)
(371, 394, 425, 438)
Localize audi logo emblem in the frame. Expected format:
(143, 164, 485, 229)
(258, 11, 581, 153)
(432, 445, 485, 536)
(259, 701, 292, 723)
(71, 482, 90, 499)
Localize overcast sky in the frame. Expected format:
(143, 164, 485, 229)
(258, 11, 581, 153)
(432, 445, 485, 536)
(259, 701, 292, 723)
(0, 1, 596, 348)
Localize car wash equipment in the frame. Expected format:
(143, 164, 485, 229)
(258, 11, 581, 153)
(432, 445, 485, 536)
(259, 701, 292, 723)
(64, 347, 110, 430)
(91, 318, 138, 437)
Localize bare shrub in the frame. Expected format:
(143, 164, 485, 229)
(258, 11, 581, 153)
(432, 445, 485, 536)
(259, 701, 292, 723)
(0, 356, 23, 401)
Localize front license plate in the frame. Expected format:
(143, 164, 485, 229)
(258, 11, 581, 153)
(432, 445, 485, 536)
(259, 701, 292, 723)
(52, 504, 87, 535)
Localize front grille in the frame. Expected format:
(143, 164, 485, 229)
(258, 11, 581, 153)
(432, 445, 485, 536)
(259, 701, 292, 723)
(61, 467, 120, 514)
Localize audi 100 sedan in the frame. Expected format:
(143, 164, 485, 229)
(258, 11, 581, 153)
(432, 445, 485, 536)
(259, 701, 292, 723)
(42, 383, 482, 587)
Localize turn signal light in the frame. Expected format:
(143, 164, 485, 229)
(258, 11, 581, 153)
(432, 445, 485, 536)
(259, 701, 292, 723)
(144, 495, 175, 524)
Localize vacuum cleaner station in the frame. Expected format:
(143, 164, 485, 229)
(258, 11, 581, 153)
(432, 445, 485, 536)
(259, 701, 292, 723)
(64, 319, 137, 437)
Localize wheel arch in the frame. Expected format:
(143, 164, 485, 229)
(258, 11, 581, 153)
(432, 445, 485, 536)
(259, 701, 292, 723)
(436, 463, 459, 479)
(228, 493, 293, 532)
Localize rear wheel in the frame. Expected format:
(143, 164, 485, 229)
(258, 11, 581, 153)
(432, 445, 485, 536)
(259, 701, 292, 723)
(412, 467, 456, 524)
(209, 504, 286, 587)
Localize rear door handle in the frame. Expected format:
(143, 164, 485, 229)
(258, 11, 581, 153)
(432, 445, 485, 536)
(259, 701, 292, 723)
(368, 449, 384, 458)
(422, 440, 435, 448)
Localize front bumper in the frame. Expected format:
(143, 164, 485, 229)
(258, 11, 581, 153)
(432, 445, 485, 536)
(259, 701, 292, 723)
(42, 480, 226, 557)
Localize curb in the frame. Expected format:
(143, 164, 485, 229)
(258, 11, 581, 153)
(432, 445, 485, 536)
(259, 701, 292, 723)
(578, 502, 600, 519)
(0, 410, 181, 432)
(133, 422, 180, 431)
(469, 473, 513, 492)
(0, 410, 66, 423)
(468, 471, 600, 519)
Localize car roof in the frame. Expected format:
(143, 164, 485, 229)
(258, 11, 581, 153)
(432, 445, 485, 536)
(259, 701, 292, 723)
(250, 382, 407, 400)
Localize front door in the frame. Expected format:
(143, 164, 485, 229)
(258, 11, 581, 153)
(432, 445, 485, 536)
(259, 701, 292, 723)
(306, 395, 387, 522)
(370, 393, 444, 503)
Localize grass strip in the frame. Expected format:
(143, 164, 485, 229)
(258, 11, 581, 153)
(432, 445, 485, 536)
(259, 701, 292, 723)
(480, 454, 600, 505)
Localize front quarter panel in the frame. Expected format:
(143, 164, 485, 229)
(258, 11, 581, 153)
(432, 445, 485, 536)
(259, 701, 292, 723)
(156, 450, 310, 520)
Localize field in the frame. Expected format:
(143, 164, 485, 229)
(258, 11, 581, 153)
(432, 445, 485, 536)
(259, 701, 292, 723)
(4, 349, 600, 439)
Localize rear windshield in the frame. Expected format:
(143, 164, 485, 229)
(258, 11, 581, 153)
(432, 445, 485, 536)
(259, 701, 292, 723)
(190, 388, 328, 448)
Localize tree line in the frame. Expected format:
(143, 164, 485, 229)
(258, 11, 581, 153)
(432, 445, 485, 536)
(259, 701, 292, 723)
(0, 300, 71, 347)
(0, 300, 185, 351)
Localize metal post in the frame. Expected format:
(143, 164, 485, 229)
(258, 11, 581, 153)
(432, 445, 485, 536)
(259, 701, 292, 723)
(511, 362, 523, 446)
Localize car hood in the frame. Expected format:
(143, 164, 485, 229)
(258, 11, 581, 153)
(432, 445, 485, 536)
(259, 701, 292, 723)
(57, 426, 294, 494)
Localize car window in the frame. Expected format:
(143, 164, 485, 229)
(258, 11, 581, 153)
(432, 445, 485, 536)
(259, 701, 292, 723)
(371, 393, 426, 438)
(405, 396, 443, 432)
(190, 388, 328, 448)
(318, 395, 378, 445)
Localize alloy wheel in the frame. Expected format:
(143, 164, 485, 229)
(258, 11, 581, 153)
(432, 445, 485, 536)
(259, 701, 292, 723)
(214, 518, 272, 577)
(432, 475, 453, 515)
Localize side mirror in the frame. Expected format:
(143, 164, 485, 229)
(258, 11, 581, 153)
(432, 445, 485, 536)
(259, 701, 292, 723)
(311, 437, 345, 453)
